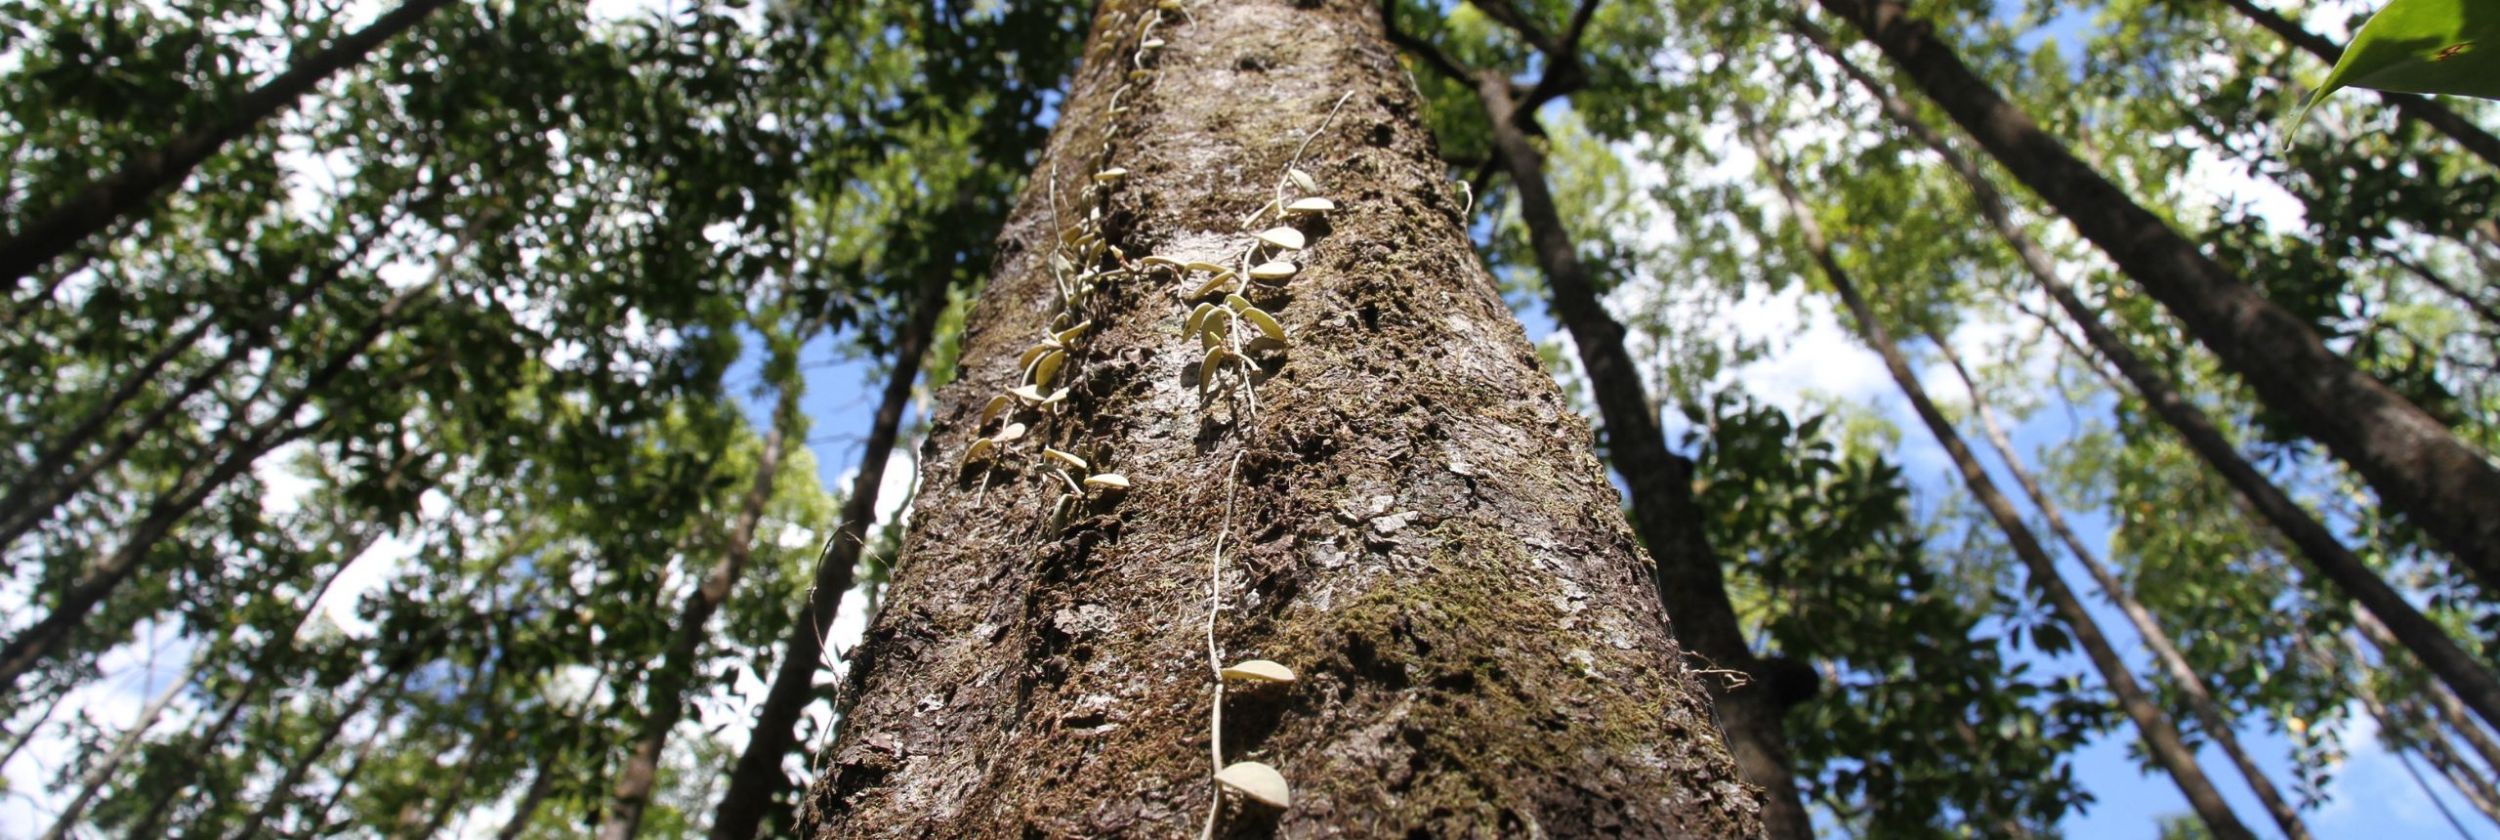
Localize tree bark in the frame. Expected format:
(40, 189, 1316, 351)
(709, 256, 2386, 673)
(599, 383, 802, 840)
(799, 1, 1762, 836)
(0, 0, 453, 286)
(1748, 121, 2257, 840)
(1791, 18, 2500, 732)
(1930, 329, 2312, 840)
(1461, 60, 1812, 840)
(1808, 0, 2500, 594)
(2213, 0, 2500, 171)
(711, 276, 947, 840)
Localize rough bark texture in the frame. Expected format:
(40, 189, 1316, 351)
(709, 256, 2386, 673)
(1811, 0, 2500, 594)
(800, 1, 1763, 837)
(0, 0, 452, 286)
(1470, 67, 1812, 840)
(1787, 18, 2500, 732)
(1750, 122, 2258, 840)
(711, 276, 946, 840)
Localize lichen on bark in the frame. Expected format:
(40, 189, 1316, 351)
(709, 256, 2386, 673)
(800, 1, 1765, 836)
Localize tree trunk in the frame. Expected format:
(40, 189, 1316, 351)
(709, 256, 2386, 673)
(1807, 0, 2500, 594)
(35, 662, 194, 840)
(1930, 329, 2312, 840)
(0, 281, 430, 693)
(1791, 17, 2500, 732)
(1748, 121, 2257, 840)
(2357, 612, 2500, 778)
(231, 663, 413, 839)
(599, 383, 802, 840)
(2346, 633, 2500, 830)
(798, 1, 1762, 836)
(495, 757, 561, 840)
(0, 0, 453, 286)
(1468, 65, 1811, 840)
(0, 220, 381, 552)
(711, 276, 947, 840)
(2213, 0, 2500, 170)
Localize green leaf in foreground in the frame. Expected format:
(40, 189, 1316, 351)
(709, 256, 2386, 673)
(2293, 0, 2500, 130)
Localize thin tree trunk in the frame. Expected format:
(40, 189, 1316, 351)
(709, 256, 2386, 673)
(802, 1, 1760, 835)
(1747, 120, 2258, 840)
(1791, 18, 2500, 732)
(1807, 0, 2500, 593)
(1929, 328, 2313, 840)
(0, 219, 383, 551)
(2213, 0, 2500, 170)
(2345, 633, 2500, 834)
(1457, 57, 1813, 840)
(710, 276, 947, 840)
(0, 0, 453, 285)
(231, 663, 415, 839)
(495, 758, 561, 840)
(35, 662, 195, 840)
(0, 680, 68, 770)
(2400, 697, 2500, 826)
(2356, 613, 2500, 796)
(0, 280, 430, 693)
(599, 382, 802, 840)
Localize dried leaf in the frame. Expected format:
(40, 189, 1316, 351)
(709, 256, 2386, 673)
(1215, 762, 1290, 809)
(1185, 302, 1215, 337)
(1094, 168, 1128, 183)
(1224, 293, 1253, 314)
(1043, 447, 1089, 470)
(1255, 227, 1305, 251)
(1240, 306, 1286, 342)
(1009, 384, 1048, 404)
(1031, 349, 1067, 387)
(1190, 271, 1238, 300)
(1247, 261, 1297, 282)
(1084, 473, 1131, 490)
(1288, 167, 1319, 193)
(992, 422, 1028, 444)
(962, 437, 998, 466)
(980, 394, 1013, 426)
(1284, 197, 1336, 215)
(1219, 659, 1297, 684)
(1055, 321, 1092, 344)
(1199, 346, 1229, 391)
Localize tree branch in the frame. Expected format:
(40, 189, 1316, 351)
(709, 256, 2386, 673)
(1380, 0, 1478, 85)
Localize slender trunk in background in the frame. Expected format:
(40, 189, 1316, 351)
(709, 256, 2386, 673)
(599, 383, 803, 840)
(1749, 122, 2258, 840)
(496, 759, 561, 840)
(1792, 19, 2500, 731)
(0, 220, 383, 552)
(1808, 0, 2500, 593)
(1930, 330, 2312, 840)
(35, 663, 195, 840)
(2402, 699, 2500, 826)
(710, 276, 947, 840)
(2358, 612, 2500, 777)
(801, 1, 1760, 835)
(0, 681, 68, 769)
(0, 283, 430, 693)
(1463, 61, 1812, 840)
(2214, 0, 2500, 170)
(231, 664, 414, 839)
(2344, 633, 2500, 831)
(0, 0, 453, 286)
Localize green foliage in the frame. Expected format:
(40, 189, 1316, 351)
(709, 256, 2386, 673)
(2297, 0, 2500, 127)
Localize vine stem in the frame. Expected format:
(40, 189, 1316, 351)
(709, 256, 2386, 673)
(1201, 450, 1245, 840)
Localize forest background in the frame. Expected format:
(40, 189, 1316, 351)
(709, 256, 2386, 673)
(1, 0, 2495, 836)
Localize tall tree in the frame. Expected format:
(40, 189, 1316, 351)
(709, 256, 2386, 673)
(1809, 0, 2500, 593)
(1748, 117, 2259, 840)
(1382, 3, 1813, 835)
(0, 0, 453, 287)
(801, 0, 1762, 834)
(1785, 17, 2500, 731)
(712, 276, 946, 840)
